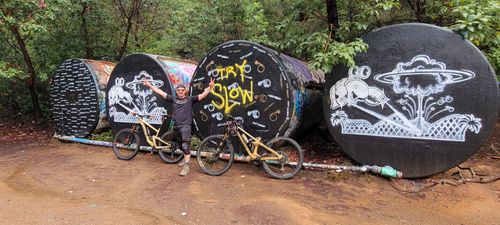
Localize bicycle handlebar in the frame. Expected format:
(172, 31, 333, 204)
(225, 116, 268, 129)
(226, 116, 241, 125)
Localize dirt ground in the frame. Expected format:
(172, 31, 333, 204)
(0, 122, 498, 225)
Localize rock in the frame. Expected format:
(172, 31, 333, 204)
(458, 162, 473, 169)
(474, 165, 495, 176)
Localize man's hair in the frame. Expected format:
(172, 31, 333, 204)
(176, 84, 187, 90)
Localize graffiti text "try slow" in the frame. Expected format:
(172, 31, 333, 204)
(210, 60, 254, 114)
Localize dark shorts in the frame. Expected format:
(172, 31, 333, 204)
(175, 125, 191, 142)
(174, 125, 191, 155)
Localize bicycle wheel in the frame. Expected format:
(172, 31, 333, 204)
(112, 128, 140, 160)
(196, 135, 234, 176)
(262, 137, 303, 179)
(158, 131, 184, 164)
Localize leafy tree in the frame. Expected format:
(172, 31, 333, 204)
(141, 0, 272, 59)
(0, 0, 498, 122)
(267, 0, 400, 73)
(0, 61, 24, 117)
(112, 0, 168, 60)
(0, 0, 68, 121)
(448, 0, 500, 75)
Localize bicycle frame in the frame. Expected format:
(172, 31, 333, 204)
(233, 126, 282, 161)
(132, 116, 170, 149)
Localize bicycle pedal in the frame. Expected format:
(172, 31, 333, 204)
(252, 160, 261, 167)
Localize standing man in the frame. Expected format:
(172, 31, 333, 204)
(144, 78, 215, 176)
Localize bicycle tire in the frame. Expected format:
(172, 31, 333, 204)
(196, 135, 235, 176)
(158, 131, 184, 164)
(261, 137, 303, 179)
(112, 128, 140, 160)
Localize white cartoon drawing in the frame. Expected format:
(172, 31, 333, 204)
(257, 79, 271, 88)
(329, 55, 481, 142)
(247, 110, 261, 119)
(108, 77, 133, 105)
(108, 71, 167, 124)
(212, 112, 224, 121)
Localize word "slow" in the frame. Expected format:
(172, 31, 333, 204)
(211, 82, 253, 114)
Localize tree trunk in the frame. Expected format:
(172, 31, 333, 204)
(10, 25, 41, 122)
(409, 0, 426, 22)
(325, 0, 339, 39)
(134, 20, 141, 49)
(117, 18, 133, 61)
(116, 0, 140, 61)
(80, 2, 93, 58)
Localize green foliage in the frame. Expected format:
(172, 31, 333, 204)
(244, 1, 270, 44)
(143, 0, 272, 59)
(0, 0, 73, 120)
(0, 61, 23, 79)
(308, 38, 368, 73)
(0, 61, 32, 118)
(0, 0, 68, 37)
(448, 0, 500, 77)
(89, 130, 114, 142)
(150, 0, 217, 59)
(0, 0, 499, 121)
(270, 0, 399, 73)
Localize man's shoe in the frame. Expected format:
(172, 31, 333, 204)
(178, 159, 190, 167)
(179, 164, 190, 176)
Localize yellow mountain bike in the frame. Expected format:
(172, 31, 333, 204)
(112, 112, 183, 163)
(196, 116, 304, 179)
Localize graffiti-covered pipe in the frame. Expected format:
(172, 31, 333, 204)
(53, 135, 402, 178)
(190, 40, 325, 142)
(322, 23, 499, 178)
(106, 53, 197, 145)
(50, 59, 116, 138)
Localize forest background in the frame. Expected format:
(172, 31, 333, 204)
(0, 0, 498, 123)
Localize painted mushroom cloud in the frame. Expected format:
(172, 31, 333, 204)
(374, 55, 475, 96)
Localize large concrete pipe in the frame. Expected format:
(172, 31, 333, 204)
(50, 59, 115, 137)
(322, 23, 499, 178)
(190, 40, 325, 142)
(106, 53, 196, 145)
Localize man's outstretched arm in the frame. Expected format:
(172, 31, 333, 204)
(144, 80, 167, 99)
(198, 78, 215, 101)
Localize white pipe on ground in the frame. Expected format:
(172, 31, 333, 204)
(53, 135, 402, 178)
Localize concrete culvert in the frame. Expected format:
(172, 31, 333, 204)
(50, 59, 115, 137)
(322, 23, 499, 178)
(106, 53, 196, 145)
(190, 40, 325, 143)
